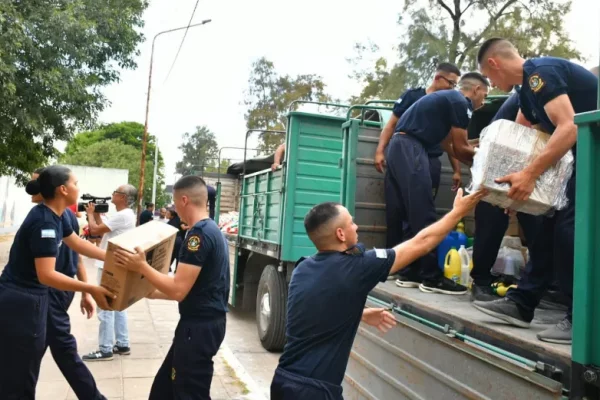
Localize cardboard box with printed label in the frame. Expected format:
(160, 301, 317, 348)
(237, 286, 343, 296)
(101, 221, 178, 311)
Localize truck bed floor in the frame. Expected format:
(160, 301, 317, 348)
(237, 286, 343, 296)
(371, 282, 571, 370)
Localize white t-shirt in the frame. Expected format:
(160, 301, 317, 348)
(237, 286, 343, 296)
(95, 208, 137, 269)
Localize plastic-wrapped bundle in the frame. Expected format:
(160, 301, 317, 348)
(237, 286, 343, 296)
(469, 119, 574, 215)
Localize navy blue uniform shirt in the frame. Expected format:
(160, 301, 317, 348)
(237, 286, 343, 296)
(178, 218, 230, 319)
(393, 88, 443, 157)
(492, 92, 520, 123)
(395, 90, 473, 149)
(277, 244, 396, 386)
(0, 204, 74, 289)
(56, 208, 79, 277)
(139, 209, 153, 225)
(519, 57, 598, 134)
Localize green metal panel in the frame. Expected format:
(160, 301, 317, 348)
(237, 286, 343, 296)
(279, 112, 347, 261)
(573, 109, 600, 367)
(239, 169, 284, 244)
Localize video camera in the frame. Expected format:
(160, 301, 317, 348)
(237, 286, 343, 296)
(77, 193, 111, 213)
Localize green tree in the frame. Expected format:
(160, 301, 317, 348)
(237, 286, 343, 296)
(351, 0, 582, 102)
(0, 0, 148, 183)
(61, 121, 167, 204)
(244, 57, 333, 154)
(64, 122, 162, 167)
(61, 139, 169, 206)
(176, 126, 219, 175)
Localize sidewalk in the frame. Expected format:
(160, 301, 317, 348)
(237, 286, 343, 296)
(38, 291, 251, 399)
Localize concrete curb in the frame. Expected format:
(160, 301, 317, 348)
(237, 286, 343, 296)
(220, 343, 269, 400)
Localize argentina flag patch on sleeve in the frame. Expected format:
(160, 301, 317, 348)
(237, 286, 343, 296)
(41, 229, 56, 239)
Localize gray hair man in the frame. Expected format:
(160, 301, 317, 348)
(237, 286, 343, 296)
(81, 184, 138, 361)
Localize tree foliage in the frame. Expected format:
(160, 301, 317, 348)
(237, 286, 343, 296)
(61, 139, 169, 206)
(175, 126, 219, 176)
(60, 122, 168, 206)
(64, 121, 161, 165)
(350, 0, 582, 102)
(244, 57, 333, 154)
(0, 0, 147, 183)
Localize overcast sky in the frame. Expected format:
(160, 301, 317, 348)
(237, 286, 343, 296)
(96, 0, 600, 185)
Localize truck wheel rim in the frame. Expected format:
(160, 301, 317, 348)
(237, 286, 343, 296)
(260, 292, 271, 332)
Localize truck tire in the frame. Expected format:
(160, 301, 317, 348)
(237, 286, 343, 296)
(256, 265, 287, 352)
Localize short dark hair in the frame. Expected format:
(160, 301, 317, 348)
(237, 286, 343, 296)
(477, 38, 510, 64)
(460, 72, 490, 87)
(146, 202, 154, 208)
(436, 62, 461, 76)
(33, 167, 46, 175)
(26, 165, 72, 200)
(304, 202, 341, 242)
(174, 175, 207, 191)
(174, 175, 208, 206)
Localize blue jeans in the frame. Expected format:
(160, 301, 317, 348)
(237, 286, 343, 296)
(96, 269, 129, 353)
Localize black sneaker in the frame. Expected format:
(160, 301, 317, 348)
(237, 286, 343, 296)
(471, 283, 500, 302)
(419, 277, 467, 295)
(472, 298, 531, 328)
(82, 350, 113, 362)
(113, 345, 131, 355)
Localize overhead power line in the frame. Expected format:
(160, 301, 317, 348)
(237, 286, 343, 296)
(163, 0, 201, 84)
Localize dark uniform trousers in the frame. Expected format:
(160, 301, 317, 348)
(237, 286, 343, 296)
(271, 368, 343, 400)
(470, 202, 544, 287)
(46, 288, 104, 400)
(0, 282, 48, 399)
(507, 168, 576, 321)
(384, 134, 441, 280)
(150, 316, 226, 400)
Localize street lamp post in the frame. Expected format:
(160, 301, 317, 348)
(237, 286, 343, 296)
(137, 19, 212, 222)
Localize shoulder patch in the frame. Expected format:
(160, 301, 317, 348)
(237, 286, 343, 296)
(374, 248, 387, 259)
(528, 74, 545, 93)
(41, 229, 56, 239)
(187, 235, 201, 252)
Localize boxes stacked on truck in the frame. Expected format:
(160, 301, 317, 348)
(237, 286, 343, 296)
(470, 119, 574, 216)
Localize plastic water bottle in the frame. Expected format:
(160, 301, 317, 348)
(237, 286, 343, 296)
(458, 245, 471, 286)
(444, 249, 461, 283)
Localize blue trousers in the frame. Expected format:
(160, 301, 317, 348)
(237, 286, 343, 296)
(271, 367, 343, 400)
(471, 202, 544, 286)
(46, 288, 104, 400)
(149, 316, 226, 400)
(384, 134, 441, 280)
(0, 282, 48, 399)
(507, 168, 576, 321)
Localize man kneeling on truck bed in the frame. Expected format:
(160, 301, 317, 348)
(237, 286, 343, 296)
(270, 188, 486, 400)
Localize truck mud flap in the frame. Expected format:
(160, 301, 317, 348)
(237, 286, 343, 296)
(342, 297, 564, 400)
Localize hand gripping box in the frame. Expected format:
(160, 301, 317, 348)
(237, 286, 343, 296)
(101, 221, 178, 311)
(469, 119, 574, 216)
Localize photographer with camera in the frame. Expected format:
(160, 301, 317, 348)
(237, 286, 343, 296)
(82, 185, 138, 361)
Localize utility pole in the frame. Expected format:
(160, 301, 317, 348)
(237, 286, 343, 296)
(137, 19, 212, 222)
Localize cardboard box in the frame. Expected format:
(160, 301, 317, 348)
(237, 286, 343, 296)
(470, 119, 574, 215)
(101, 221, 178, 311)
